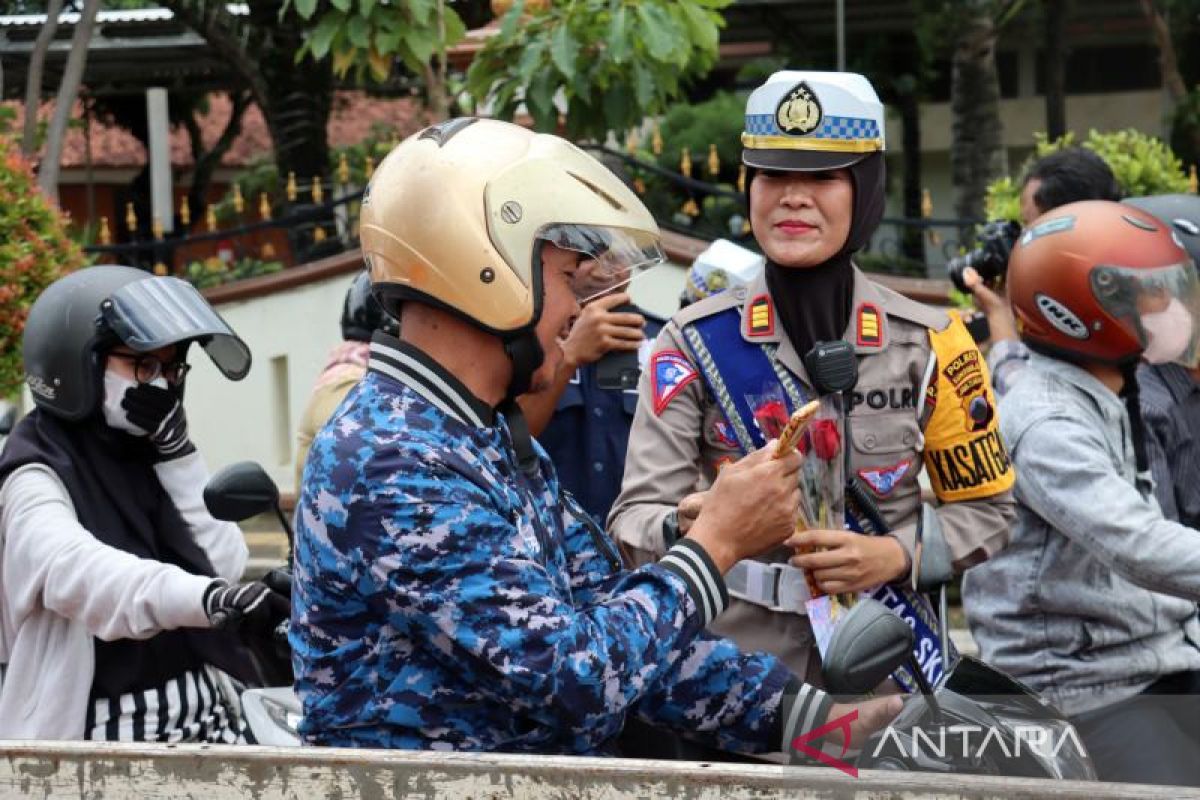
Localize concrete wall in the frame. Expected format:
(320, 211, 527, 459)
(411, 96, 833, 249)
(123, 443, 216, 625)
(186, 270, 356, 495)
(0, 742, 1176, 799)
(184, 261, 687, 495)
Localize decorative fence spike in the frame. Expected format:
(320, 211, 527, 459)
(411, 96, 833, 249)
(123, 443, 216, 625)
(125, 202, 137, 234)
(680, 147, 692, 179)
(312, 175, 324, 204)
(261, 242, 276, 259)
(652, 123, 663, 156)
(707, 144, 720, 177)
(232, 183, 245, 214)
(364, 156, 375, 180)
(287, 172, 298, 202)
(681, 198, 700, 217)
(313, 226, 327, 243)
(259, 192, 272, 221)
(153, 262, 168, 276)
(98, 216, 111, 245)
(921, 188, 933, 218)
(179, 196, 191, 227)
(1191, 165, 1198, 195)
(152, 216, 163, 241)
(633, 177, 645, 195)
(337, 153, 351, 187)
(626, 130, 639, 155)
(737, 164, 746, 194)
(206, 205, 218, 233)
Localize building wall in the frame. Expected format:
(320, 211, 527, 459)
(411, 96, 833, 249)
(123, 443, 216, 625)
(183, 261, 687, 495)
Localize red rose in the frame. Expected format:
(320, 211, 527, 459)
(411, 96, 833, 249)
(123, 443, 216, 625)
(810, 419, 841, 461)
(753, 399, 790, 440)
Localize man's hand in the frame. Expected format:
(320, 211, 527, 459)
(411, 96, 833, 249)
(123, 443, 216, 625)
(962, 266, 1018, 343)
(686, 444, 802, 573)
(788, 530, 909, 594)
(824, 695, 904, 748)
(560, 291, 645, 368)
(677, 491, 705, 535)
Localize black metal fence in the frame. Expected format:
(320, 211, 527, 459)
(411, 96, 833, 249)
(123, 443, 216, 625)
(84, 145, 982, 283)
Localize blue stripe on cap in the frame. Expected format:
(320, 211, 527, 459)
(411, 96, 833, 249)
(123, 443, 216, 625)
(744, 113, 880, 141)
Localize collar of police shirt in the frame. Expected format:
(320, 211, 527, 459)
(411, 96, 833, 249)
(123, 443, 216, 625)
(711, 266, 944, 383)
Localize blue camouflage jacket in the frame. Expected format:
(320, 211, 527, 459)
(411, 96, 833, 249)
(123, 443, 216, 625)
(291, 334, 830, 754)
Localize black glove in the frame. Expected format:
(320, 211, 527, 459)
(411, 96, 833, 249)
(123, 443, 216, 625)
(203, 579, 289, 637)
(121, 383, 195, 460)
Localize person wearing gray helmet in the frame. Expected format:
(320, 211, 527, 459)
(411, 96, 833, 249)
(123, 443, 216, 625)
(0, 265, 287, 741)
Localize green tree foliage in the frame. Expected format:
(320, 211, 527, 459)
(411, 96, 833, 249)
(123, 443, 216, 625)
(465, 0, 731, 140)
(0, 136, 85, 398)
(287, 0, 467, 84)
(985, 130, 1191, 221)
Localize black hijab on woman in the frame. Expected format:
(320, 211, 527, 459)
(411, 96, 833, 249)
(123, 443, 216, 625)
(755, 152, 887, 360)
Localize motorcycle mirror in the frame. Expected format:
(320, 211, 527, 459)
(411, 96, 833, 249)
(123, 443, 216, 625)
(822, 599, 914, 696)
(204, 461, 281, 523)
(915, 503, 954, 592)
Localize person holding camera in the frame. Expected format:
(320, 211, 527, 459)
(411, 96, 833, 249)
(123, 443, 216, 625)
(955, 147, 1123, 393)
(960, 200, 1200, 786)
(608, 71, 1015, 682)
(959, 149, 1200, 527)
(517, 279, 661, 524)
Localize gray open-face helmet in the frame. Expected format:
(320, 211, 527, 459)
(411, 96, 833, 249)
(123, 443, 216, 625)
(22, 265, 251, 421)
(1123, 194, 1200, 265)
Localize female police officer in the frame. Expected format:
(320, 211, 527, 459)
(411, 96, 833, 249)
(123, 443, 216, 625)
(609, 71, 1016, 683)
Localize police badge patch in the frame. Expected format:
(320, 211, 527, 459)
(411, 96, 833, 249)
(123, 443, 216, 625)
(651, 350, 698, 416)
(858, 459, 912, 496)
(775, 82, 823, 136)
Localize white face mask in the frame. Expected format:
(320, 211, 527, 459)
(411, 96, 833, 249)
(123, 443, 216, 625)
(101, 370, 167, 435)
(1142, 297, 1195, 365)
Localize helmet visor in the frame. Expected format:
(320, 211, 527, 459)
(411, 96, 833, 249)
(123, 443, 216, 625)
(1090, 261, 1200, 367)
(537, 224, 665, 304)
(100, 276, 252, 380)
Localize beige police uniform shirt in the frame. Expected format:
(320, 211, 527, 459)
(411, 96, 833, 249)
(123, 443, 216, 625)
(607, 267, 1015, 683)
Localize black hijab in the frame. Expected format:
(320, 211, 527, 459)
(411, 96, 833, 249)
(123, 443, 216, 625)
(756, 152, 886, 359)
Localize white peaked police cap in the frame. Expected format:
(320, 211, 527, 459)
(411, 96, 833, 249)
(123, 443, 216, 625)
(742, 70, 885, 171)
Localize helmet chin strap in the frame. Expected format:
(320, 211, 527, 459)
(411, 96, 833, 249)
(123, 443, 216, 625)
(1119, 359, 1151, 478)
(500, 332, 545, 477)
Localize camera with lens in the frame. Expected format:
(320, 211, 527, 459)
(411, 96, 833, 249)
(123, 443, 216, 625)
(947, 220, 1022, 293)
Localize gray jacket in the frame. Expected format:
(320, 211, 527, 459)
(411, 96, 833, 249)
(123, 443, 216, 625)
(962, 353, 1200, 716)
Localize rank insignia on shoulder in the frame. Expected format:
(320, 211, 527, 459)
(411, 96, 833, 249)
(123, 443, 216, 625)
(748, 294, 774, 337)
(857, 303, 881, 347)
(858, 459, 912, 497)
(651, 350, 698, 416)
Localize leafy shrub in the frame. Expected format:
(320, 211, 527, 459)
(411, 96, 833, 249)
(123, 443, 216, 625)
(0, 136, 85, 398)
(986, 130, 1191, 221)
(183, 256, 283, 290)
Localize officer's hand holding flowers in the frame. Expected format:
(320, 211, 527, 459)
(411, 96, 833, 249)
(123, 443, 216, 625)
(788, 528, 909, 595)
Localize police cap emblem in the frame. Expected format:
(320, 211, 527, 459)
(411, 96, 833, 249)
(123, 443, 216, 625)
(775, 82, 823, 136)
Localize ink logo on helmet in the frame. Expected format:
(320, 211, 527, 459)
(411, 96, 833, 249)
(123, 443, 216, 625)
(1035, 293, 1090, 340)
(775, 82, 823, 136)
